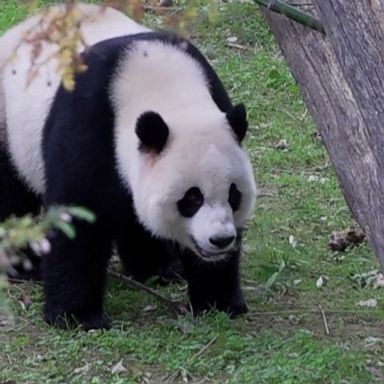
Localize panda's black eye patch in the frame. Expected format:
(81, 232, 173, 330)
(228, 183, 241, 211)
(177, 187, 204, 218)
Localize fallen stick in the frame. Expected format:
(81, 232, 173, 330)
(108, 269, 187, 315)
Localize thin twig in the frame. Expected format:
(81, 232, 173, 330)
(301, 107, 309, 120)
(248, 308, 376, 316)
(143, 5, 182, 12)
(256, 192, 276, 198)
(318, 304, 330, 335)
(225, 42, 252, 51)
(7, 277, 42, 285)
(108, 269, 186, 315)
(192, 336, 219, 360)
(279, 109, 300, 123)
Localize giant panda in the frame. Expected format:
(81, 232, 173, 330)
(1, 3, 257, 330)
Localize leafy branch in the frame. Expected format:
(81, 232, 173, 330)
(0, 206, 95, 274)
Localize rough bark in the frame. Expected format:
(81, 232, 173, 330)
(262, 1, 384, 267)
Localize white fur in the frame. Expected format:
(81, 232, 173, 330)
(1, 3, 149, 193)
(111, 41, 257, 259)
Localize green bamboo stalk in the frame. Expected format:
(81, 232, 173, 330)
(253, 0, 324, 34)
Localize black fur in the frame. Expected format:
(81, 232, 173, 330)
(0, 141, 42, 280)
(115, 208, 183, 284)
(228, 183, 242, 212)
(3, 32, 248, 330)
(227, 103, 248, 143)
(136, 111, 169, 153)
(0, 145, 41, 221)
(181, 236, 247, 317)
(177, 187, 204, 218)
(42, 36, 129, 329)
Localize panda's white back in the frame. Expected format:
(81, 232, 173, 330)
(1, 3, 149, 194)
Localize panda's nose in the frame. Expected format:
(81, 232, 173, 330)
(209, 235, 235, 249)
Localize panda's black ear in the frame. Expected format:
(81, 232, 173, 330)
(136, 111, 169, 154)
(226, 103, 248, 143)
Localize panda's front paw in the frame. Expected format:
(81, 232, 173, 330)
(156, 259, 184, 286)
(190, 295, 248, 318)
(44, 310, 111, 331)
(225, 297, 248, 318)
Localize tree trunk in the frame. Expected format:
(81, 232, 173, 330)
(261, 1, 384, 267)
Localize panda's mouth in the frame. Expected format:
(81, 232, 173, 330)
(190, 237, 233, 262)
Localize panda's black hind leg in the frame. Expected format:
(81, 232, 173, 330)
(0, 146, 42, 281)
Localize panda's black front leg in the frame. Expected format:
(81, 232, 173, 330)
(181, 249, 247, 317)
(42, 220, 113, 331)
(116, 219, 183, 284)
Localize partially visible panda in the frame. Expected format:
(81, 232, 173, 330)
(0, 3, 150, 280)
(1, 4, 257, 330)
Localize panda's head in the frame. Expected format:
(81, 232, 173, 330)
(121, 103, 256, 262)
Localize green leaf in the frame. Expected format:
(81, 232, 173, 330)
(53, 221, 76, 239)
(67, 207, 96, 223)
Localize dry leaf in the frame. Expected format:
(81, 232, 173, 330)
(364, 336, 384, 348)
(226, 36, 238, 43)
(366, 366, 384, 381)
(357, 298, 377, 308)
(73, 363, 90, 375)
(274, 139, 288, 150)
(308, 175, 319, 182)
(288, 235, 297, 248)
(373, 273, 384, 289)
(0, 319, 8, 327)
(316, 276, 324, 288)
(142, 305, 156, 313)
(329, 227, 365, 252)
(111, 360, 127, 375)
(18, 293, 32, 311)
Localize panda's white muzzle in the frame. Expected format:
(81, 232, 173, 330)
(190, 235, 238, 261)
(187, 204, 238, 261)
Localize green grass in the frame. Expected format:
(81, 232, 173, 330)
(1, 1, 384, 383)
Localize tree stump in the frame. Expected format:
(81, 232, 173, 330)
(261, 1, 384, 267)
